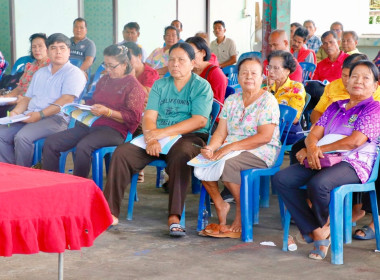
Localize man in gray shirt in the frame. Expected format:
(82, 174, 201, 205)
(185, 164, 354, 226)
(0, 33, 87, 167)
(210, 20, 237, 68)
(70, 17, 96, 74)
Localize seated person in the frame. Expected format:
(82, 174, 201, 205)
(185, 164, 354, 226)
(0, 33, 86, 167)
(291, 27, 316, 64)
(290, 22, 302, 45)
(171, 20, 184, 43)
(195, 32, 219, 66)
(0, 33, 50, 117)
(194, 57, 281, 236)
(273, 60, 380, 261)
(70, 17, 96, 74)
(185, 36, 227, 103)
(342, 31, 360, 55)
(316, 21, 344, 62)
(119, 22, 147, 62)
(210, 20, 237, 68)
(103, 42, 213, 234)
(303, 20, 322, 53)
(123, 41, 160, 107)
(264, 50, 306, 145)
(146, 26, 179, 77)
(42, 45, 145, 178)
(264, 29, 303, 83)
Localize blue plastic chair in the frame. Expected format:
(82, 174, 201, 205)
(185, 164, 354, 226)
(222, 65, 238, 86)
(224, 86, 236, 101)
(284, 92, 311, 152)
(69, 58, 83, 67)
(299, 62, 316, 84)
(0, 61, 9, 80)
(281, 149, 380, 265)
(11, 56, 35, 75)
(239, 105, 297, 242)
(237, 51, 262, 65)
(126, 100, 221, 225)
(82, 64, 105, 100)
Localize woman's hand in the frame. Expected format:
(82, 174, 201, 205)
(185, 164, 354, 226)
(211, 143, 234, 161)
(144, 128, 165, 143)
(91, 104, 108, 116)
(305, 145, 324, 170)
(296, 148, 307, 165)
(200, 145, 214, 159)
(146, 139, 161, 157)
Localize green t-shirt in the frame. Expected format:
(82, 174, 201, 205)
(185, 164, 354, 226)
(146, 73, 213, 134)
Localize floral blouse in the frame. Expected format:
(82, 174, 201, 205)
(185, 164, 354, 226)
(220, 91, 281, 167)
(263, 77, 306, 120)
(18, 59, 50, 95)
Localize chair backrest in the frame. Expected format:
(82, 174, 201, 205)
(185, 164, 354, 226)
(0, 60, 8, 80)
(224, 86, 235, 101)
(69, 58, 83, 67)
(237, 51, 262, 65)
(299, 62, 316, 84)
(11, 56, 35, 75)
(222, 65, 238, 86)
(273, 105, 298, 168)
(82, 63, 105, 100)
(367, 148, 380, 183)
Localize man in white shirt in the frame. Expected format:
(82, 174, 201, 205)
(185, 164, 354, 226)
(210, 20, 237, 68)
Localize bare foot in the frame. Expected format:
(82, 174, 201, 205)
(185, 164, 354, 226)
(229, 219, 242, 233)
(111, 215, 119, 226)
(215, 201, 230, 225)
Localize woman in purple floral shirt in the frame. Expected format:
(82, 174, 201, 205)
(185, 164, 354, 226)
(272, 60, 380, 261)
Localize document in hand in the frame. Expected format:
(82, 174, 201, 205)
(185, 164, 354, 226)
(59, 103, 99, 127)
(0, 114, 30, 125)
(0, 97, 17, 105)
(130, 134, 182, 155)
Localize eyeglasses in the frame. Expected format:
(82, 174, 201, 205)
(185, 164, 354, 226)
(104, 63, 120, 70)
(266, 65, 282, 72)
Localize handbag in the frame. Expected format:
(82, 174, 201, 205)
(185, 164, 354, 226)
(303, 153, 343, 168)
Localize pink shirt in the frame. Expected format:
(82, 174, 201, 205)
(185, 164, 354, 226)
(137, 64, 159, 88)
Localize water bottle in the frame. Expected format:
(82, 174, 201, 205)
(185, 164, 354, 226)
(159, 169, 166, 187)
(202, 209, 209, 229)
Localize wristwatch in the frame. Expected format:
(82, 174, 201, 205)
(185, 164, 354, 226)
(39, 111, 45, 119)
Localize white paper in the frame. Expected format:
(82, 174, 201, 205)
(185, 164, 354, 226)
(0, 97, 17, 105)
(260, 241, 276, 246)
(130, 135, 182, 155)
(0, 114, 30, 125)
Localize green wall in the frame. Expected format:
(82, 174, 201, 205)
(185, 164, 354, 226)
(0, 0, 11, 73)
(84, 0, 114, 72)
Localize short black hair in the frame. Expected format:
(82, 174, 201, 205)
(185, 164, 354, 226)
(267, 50, 297, 74)
(290, 22, 302, 29)
(164, 26, 179, 38)
(342, 53, 369, 69)
(237, 56, 263, 75)
(321, 30, 338, 41)
(124, 22, 140, 32)
(73, 17, 87, 27)
(46, 33, 70, 48)
(122, 41, 142, 58)
(103, 44, 133, 74)
(171, 20, 183, 29)
(213, 20, 225, 28)
(185, 36, 211, 61)
(294, 27, 309, 42)
(29, 33, 47, 59)
(349, 60, 379, 82)
(169, 42, 195, 60)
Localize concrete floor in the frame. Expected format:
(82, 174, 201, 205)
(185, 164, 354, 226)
(1, 158, 380, 280)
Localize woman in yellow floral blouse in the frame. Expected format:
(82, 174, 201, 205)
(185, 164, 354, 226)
(265, 50, 306, 144)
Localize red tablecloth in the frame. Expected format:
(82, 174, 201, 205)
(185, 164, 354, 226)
(0, 163, 112, 257)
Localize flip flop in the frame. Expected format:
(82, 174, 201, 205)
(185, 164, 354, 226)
(353, 225, 376, 240)
(204, 223, 221, 234)
(205, 231, 241, 239)
(308, 238, 331, 260)
(169, 223, 186, 237)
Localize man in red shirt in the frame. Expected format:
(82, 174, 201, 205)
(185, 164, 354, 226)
(313, 30, 349, 82)
(264, 29, 303, 83)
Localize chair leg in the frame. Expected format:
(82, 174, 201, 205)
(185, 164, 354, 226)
(343, 192, 353, 244)
(282, 210, 291, 251)
(197, 186, 207, 231)
(260, 176, 270, 208)
(241, 173, 254, 242)
(91, 152, 103, 190)
(369, 190, 380, 251)
(253, 176, 261, 225)
(278, 195, 286, 229)
(191, 172, 201, 194)
(330, 190, 344, 265)
(156, 167, 163, 188)
(127, 174, 139, 220)
(180, 205, 185, 228)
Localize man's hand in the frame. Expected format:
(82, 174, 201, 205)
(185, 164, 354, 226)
(23, 112, 41, 123)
